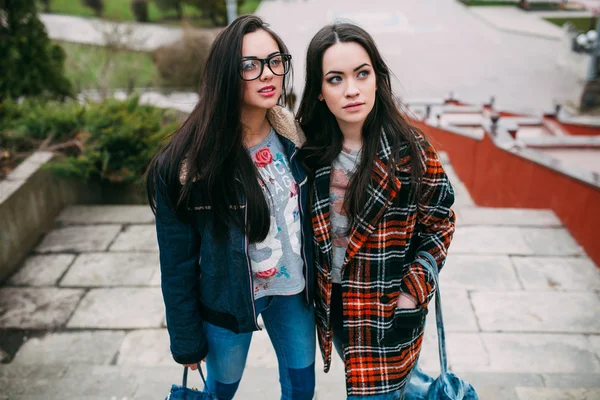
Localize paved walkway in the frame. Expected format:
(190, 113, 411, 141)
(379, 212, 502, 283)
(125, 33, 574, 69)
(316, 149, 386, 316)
(1, 154, 599, 399)
(40, 13, 183, 51)
(468, 6, 565, 40)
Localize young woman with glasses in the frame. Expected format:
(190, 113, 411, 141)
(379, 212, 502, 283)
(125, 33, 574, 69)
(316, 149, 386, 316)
(146, 15, 315, 400)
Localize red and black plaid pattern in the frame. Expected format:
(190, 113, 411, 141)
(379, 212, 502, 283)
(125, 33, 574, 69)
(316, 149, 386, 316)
(311, 132, 456, 396)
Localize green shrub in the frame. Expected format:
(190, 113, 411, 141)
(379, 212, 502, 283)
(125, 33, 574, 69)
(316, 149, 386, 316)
(82, 0, 104, 16)
(131, 0, 149, 22)
(153, 27, 211, 91)
(0, 97, 180, 183)
(0, 0, 72, 100)
(49, 96, 180, 183)
(0, 99, 85, 155)
(39, 0, 51, 12)
(185, 0, 246, 26)
(154, 0, 183, 19)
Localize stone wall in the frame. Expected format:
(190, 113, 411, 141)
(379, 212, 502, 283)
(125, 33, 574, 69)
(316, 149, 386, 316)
(413, 120, 600, 267)
(0, 152, 146, 284)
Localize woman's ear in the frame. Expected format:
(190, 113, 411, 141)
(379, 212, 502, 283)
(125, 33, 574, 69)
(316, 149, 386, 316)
(318, 94, 324, 101)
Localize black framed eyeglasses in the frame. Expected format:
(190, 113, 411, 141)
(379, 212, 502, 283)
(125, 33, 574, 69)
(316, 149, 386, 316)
(239, 53, 292, 81)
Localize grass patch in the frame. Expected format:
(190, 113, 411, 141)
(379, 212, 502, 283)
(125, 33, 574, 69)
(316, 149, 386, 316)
(58, 41, 158, 92)
(545, 17, 597, 32)
(49, 0, 201, 22)
(47, 0, 261, 25)
(240, 0, 261, 15)
(460, 0, 517, 6)
(462, 0, 580, 10)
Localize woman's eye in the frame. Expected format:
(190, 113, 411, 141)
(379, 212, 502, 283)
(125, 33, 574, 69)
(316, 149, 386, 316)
(270, 58, 282, 66)
(327, 76, 342, 84)
(357, 70, 369, 78)
(242, 61, 258, 71)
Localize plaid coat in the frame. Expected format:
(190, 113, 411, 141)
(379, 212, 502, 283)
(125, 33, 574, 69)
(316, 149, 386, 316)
(311, 132, 456, 396)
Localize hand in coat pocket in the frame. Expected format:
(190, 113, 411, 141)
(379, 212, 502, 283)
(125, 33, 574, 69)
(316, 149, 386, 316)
(397, 292, 418, 309)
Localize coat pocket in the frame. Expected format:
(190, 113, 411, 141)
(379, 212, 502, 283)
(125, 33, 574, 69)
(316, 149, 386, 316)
(381, 306, 428, 345)
(393, 307, 428, 329)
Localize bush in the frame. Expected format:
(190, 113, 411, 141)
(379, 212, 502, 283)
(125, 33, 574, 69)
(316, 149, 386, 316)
(0, 98, 86, 179)
(153, 27, 211, 91)
(154, 0, 183, 19)
(131, 0, 149, 22)
(39, 0, 51, 12)
(52, 97, 180, 183)
(82, 0, 104, 16)
(186, 0, 246, 26)
(0, 97, 181, 183)
(0, 0, 72, 100)
(1, 99, 86, 145)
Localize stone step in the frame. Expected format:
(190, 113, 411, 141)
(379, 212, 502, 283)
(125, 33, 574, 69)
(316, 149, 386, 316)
(56, 205, 154, 225)
(1, 363, 599, 400)
(450, 226, 584, 256)
(455, 207, 562, 227)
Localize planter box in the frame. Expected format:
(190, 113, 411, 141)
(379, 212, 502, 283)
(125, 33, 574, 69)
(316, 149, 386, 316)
(0, 152, 147, 284)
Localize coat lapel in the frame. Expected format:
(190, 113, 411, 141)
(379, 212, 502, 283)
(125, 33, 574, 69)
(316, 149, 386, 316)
(311, 165, 333, 255)
(342, 133, 402, 268)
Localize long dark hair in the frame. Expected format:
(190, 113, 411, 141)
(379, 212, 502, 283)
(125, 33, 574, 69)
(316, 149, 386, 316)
(297, 23, 426, 228)
(146, 15, 292, 243)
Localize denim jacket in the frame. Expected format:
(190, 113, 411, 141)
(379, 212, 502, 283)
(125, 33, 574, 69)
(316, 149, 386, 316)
(155, 106, 313, 364)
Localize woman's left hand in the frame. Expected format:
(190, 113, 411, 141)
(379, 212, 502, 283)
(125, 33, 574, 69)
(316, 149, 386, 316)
(397, 292, 418, 309)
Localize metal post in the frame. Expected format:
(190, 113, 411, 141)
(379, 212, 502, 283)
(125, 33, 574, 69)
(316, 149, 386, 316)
(586, 13, 600, 81)
(226, 0, 237, 25)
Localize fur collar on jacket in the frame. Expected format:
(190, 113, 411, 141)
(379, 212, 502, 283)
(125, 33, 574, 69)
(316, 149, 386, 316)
(179, 105, 304, 184)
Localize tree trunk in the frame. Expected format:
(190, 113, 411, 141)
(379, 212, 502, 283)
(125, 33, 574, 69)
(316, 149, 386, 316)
(175, 2, 182, 20)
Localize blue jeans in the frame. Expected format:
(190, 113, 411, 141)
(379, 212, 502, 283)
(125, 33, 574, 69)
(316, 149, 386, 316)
(202, 293, 316, 400)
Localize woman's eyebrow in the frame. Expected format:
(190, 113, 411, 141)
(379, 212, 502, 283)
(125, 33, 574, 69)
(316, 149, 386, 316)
(325, 63, 371, 76)
(242, 51, 280, 60)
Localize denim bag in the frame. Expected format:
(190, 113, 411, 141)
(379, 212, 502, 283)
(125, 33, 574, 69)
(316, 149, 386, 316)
(404, 251, 479, 400)
(165, 364, 213, 400)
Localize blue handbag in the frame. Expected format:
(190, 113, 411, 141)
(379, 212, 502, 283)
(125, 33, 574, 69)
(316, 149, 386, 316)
(165, 364, 213, 400)
(404, 251, 479, 400)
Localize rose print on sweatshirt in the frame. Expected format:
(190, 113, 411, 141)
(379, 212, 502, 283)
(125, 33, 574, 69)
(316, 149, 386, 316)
(254, 147, 273, 167)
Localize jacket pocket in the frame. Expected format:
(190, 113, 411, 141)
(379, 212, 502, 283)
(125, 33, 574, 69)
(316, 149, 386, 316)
(393, 307, 428, 330)
(381, 306, 427, 345)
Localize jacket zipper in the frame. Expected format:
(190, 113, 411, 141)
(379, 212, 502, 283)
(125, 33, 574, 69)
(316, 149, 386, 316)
(290, 147, 310, 305)
(240, 182, 261, 331)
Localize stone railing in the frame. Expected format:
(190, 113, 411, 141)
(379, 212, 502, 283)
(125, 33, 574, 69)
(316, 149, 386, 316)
(404, 99, 600, 267)
(0, 153, 147, 284)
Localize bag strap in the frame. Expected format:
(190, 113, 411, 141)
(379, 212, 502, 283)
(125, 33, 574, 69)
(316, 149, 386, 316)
(182, 363, 208, 388)
(415, 251, 448, 376)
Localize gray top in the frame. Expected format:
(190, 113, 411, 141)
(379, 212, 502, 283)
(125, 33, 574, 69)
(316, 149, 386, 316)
(247, 128, 305, 299)
(329, 147, 362, 284)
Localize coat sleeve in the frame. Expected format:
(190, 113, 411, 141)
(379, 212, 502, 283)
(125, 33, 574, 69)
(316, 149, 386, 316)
(399, 145, 456, 307)
(155, 175, 208, 364)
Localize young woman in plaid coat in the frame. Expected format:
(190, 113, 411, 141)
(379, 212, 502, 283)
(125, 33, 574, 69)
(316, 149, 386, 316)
(297, 23, 456, 399)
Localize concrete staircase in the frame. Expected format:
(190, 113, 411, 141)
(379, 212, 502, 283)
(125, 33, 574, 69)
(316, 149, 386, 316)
(1, 154, 599, 400)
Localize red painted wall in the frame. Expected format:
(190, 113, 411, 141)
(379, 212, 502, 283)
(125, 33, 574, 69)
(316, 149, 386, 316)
(413, 121, 600, 267)
(559, 122, 600, 136)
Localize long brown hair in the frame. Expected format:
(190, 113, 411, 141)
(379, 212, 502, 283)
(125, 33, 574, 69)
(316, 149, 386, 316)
(297, 23, 426, 228)
(146, 15, 292, 243)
